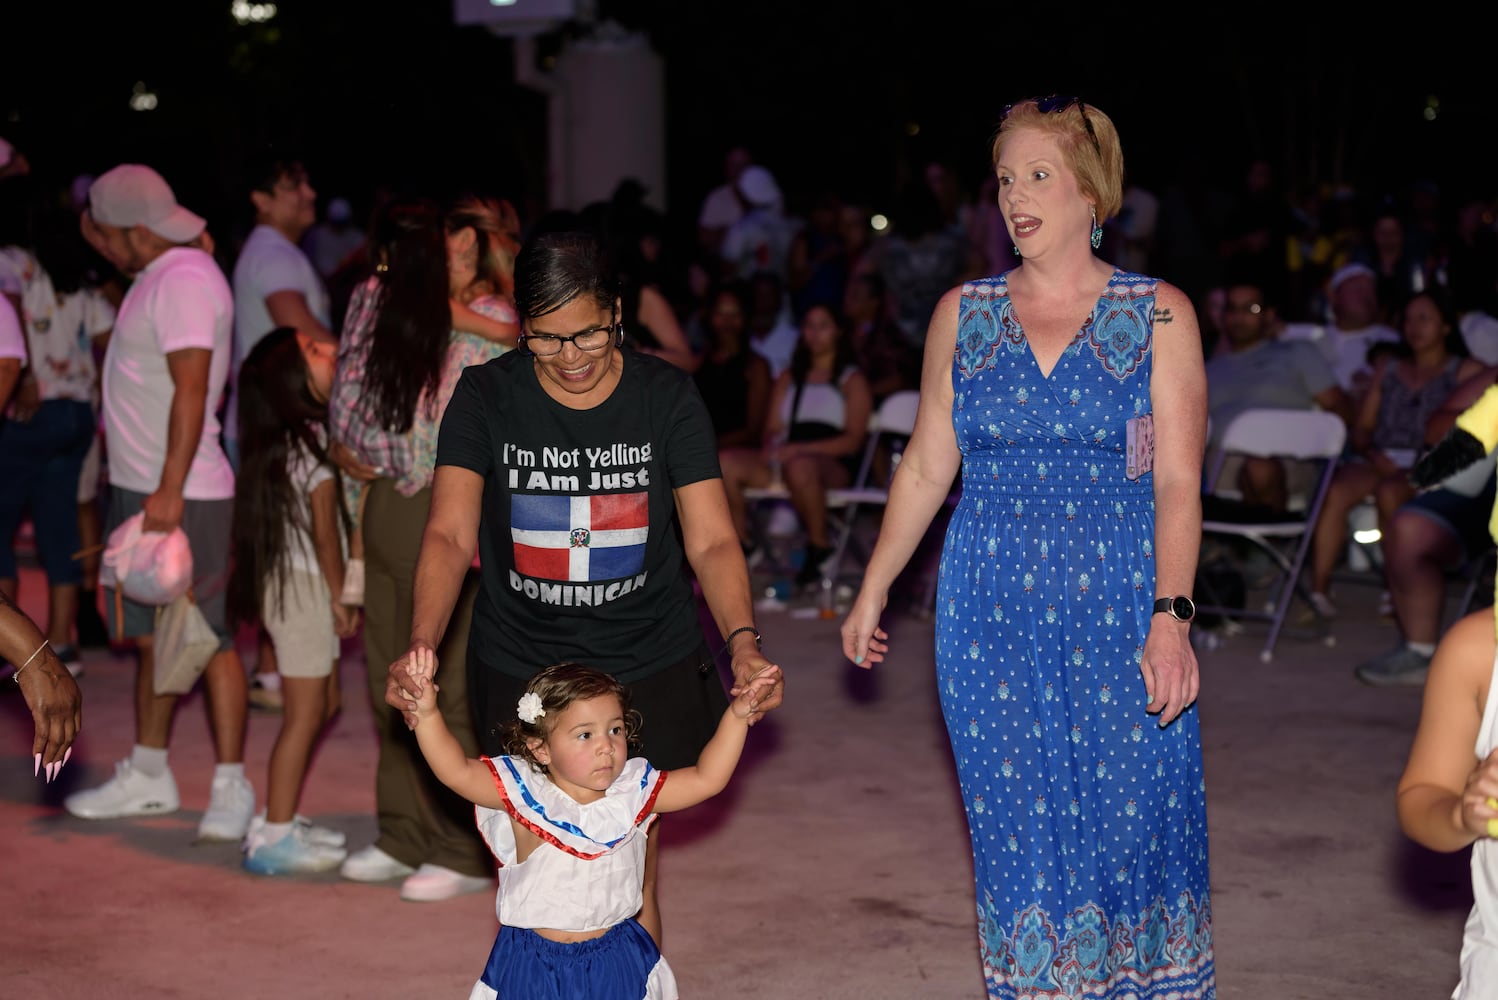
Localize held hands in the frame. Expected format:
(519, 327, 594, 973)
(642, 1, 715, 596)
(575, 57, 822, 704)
(331, 600, 360, 639)
(840, 589, 889, 668)
(386, 641, 434, 730)
(728, 648, 785, 715)
(731, 664, 784, 724)
(401, 645, 441, 720)
(1139, 619, 1200, 727)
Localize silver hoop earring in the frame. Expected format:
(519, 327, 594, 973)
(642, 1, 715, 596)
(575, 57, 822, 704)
(1089, 207, 1103, 251)
(614, 322, 626, 348)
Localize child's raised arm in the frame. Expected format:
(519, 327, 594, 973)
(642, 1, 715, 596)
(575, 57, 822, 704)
(407, 646, 503, 809)
(451, 299, 519, 347)
(1397, 609, 1498, 852)
(655, 664, 781, 813)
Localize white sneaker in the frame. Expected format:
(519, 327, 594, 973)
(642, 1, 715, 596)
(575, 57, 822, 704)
(247, 812, 347, 850)
(243, 822, 348, 876)
(340, 844, 416, 882)
(294, 814, 346, 848)
(198, 774, 256, 842)
(65, 760, 180, 819)
(340, 558, 365, 607)
(399, 863, 493, 902)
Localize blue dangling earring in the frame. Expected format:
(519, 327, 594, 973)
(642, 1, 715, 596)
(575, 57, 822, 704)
(1089, 206, 1103, 250)
(1011, 244, 1020, 257)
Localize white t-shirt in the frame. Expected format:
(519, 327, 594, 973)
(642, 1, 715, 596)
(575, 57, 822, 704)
(102, 247, 234, 500)
(285, 428, 337, 575)
(0, 293, 24, 360)
(229, 225, 330, 443)
(15, 250, 115, 402)
(232, 224, 329, 370)
(0, 245, 31, 296)
(721, 208, 801, 281)
(1462, 311, 1498, 367)
(750, 312, 800, 380)
(1279, 320, 1401, 395)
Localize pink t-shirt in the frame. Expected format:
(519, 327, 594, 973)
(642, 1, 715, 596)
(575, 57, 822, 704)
(102, 247, 234, 500)
(0, 294, 24, 361)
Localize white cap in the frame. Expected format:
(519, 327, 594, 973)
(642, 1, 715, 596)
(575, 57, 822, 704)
(1329, 262, 1376, 295)
(735, 165, 783, 210)
(88, 164, 206, 243)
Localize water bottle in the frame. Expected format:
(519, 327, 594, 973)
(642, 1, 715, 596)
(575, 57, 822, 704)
(888, 437, 905, 486)
(817, 576, 838, 619)
(767, 433, 785, 489)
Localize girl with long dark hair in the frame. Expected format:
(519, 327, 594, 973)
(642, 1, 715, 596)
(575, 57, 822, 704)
(228, 325, 358, 874)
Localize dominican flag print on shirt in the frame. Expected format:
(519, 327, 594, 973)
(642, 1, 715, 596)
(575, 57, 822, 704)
(511, 493, 649, 582)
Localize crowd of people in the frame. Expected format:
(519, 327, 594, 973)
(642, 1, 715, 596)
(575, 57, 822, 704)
(6, 94, 1498, 996)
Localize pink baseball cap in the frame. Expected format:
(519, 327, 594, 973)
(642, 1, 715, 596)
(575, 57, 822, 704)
(88, 164, 206, 243)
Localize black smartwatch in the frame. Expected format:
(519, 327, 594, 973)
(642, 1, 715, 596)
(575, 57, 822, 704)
(1153, 595, 1196, 623)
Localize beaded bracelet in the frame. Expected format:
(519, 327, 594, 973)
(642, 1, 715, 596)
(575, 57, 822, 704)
(717, 626, 762, 660)
(12, 639, 49, 684)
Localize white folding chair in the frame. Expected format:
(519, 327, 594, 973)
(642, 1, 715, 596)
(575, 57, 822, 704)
(1196, 408, 1347, 662)
(741, 390, 920, 594)
(815, 390, 922, 592)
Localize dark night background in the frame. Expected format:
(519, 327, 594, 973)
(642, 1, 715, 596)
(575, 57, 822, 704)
(5, 2, 1498, 249)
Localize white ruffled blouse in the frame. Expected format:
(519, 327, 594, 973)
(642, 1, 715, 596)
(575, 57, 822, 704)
(476, 756, 666, 932)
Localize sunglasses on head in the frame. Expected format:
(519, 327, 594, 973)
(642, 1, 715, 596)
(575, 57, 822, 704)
(1002, 94, 1101, 159)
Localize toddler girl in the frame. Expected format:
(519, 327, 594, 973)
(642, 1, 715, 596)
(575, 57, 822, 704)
(407, 655, 780, 1000)
(228, 326, 360, 874)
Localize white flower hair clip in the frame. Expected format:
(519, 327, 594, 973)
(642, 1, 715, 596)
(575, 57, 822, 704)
(517, 692, 546, 725)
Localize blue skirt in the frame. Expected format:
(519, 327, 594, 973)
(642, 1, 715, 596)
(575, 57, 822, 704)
(472, 921, 676, 1000)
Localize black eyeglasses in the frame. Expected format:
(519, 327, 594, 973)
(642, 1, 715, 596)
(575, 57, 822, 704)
(520, 322, 617, 358)
(1002, 94, 1101, 159)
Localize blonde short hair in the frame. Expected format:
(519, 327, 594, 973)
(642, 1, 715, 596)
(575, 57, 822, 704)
(991, 97, 1124, 222)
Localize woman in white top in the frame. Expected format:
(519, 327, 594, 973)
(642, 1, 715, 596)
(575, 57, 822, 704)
(718, 302, 873, 588)
(0, 208, 115, 677)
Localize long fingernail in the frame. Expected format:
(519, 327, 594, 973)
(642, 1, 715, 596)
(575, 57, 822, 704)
(63, 747, 71, 767)
(34, 753, 41, 777)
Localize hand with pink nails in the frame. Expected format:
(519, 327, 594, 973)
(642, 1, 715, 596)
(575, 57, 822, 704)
(2, 593, 82, 780)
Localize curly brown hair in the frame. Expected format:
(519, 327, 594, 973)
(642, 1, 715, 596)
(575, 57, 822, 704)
(500, 663, 643, 775)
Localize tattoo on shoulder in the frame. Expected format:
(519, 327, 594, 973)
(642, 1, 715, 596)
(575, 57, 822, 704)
(1155, 308, 1174, 326)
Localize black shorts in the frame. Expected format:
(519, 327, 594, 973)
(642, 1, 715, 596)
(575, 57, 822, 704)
(470, 641, 730, 769)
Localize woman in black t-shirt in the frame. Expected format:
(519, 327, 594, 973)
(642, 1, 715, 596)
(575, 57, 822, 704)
(385, 230, 782, 947)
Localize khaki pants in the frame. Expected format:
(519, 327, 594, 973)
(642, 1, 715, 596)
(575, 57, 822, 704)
(363, 478, 489, 877)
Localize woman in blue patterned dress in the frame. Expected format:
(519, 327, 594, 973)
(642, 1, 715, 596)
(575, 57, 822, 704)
(840, 96, 1215, 999)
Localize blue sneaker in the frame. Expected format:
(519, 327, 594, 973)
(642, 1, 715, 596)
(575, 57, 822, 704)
(243, 820, 348, 876)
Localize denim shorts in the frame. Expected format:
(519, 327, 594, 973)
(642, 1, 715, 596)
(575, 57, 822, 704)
(0, 399, 96, 582)
(1402, 479, 1498, 561)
